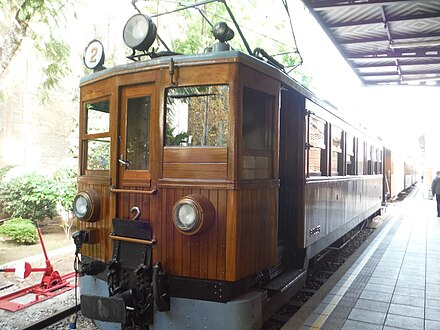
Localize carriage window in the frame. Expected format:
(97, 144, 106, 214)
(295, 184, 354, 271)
(165, 85, 229, 147)
(346, 135, 356, 175)
(126, 96, 150, 170)
(331, 126, 343, 176)
(86, 100, 109, 134)
(358, 142, 365, 175)
(307, 115, 326, 176)
(374, 147, 382, 174)
(86, 138, 110, 170)
(367, 145, 374, 174)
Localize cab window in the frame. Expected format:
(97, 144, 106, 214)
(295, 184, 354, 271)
(241, 87, 275, 180)
(165, 85, 229, 147)
(83, 99, 110, 172)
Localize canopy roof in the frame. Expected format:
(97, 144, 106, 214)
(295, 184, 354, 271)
(301, 0, 440, 86)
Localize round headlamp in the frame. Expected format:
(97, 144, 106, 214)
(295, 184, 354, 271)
(73, 189, 100, 222)
(123, 14, 157, 51)
(172, 194, 215, 235)
(212, 22, 234, 43)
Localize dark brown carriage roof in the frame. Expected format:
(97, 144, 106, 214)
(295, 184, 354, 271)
(301, 0, 440, 86)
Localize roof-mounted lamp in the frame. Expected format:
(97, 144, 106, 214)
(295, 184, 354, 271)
(123, 14, 157, 52)
(212, 22, 234, 52)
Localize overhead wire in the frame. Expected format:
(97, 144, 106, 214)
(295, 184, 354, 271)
(138, 0, 304, 72)
(281, 0, 303, 73)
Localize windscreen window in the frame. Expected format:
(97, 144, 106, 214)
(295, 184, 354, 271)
(165, 85, 229, 147)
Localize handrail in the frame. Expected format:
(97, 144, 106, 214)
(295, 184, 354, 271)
(110, 187, 157, 195)
(110, 235, 156, 245)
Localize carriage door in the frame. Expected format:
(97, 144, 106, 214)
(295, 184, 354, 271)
(116, 84, 155, 219)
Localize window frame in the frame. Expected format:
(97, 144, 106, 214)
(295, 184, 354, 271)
(81, 96, 111, 175)
(306, 113, 327, 177)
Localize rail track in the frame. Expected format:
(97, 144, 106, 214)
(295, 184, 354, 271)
(22, 304, 80, 330)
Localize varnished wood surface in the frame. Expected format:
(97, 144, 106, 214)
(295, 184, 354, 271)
(78, 56, 281, 282)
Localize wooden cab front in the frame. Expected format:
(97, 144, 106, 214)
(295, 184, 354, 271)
(77, 51, 280, 291)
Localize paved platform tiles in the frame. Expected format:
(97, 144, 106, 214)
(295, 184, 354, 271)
(284, 183, 440, 330)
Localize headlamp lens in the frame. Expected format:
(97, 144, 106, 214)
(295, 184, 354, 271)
(174, 203, 198, 231)
(73, 194, 89, 218)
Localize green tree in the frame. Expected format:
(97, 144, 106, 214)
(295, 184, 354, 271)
(0, 173, 58, 222)
(0, 0, 73, 101)
(0, 218, 38, 244)
(143, 0, 309, 86)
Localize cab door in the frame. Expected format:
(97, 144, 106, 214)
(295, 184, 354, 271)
(116, 84, 156, 220)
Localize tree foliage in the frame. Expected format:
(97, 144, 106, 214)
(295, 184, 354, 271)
(144, 0, 310, 86)
(0, 172, 58, 222)
(0, 0, 73, 102)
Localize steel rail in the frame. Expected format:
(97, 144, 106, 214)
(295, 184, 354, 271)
(21, 304, 80, 330)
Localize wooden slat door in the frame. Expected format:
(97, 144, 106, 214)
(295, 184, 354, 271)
(116, 84, 156, 220)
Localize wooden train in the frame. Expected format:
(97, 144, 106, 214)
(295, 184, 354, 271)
(72, 5, 415, 329)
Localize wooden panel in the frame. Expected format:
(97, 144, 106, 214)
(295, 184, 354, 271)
(164, 147, 227, 163)
(155, 188, 228, 281)
(163, 148, 228, 180)
(173, 64, 231, 86)
(78, 177, 113, 262)
(163, 163, 227, 179)
(80, 79, 111, 100)
(226, 187, 278, 280)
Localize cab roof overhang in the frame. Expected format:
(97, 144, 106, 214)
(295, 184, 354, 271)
(301, 0, 440, 86)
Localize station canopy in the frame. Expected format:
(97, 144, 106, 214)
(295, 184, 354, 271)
(301, 0, 440, 86)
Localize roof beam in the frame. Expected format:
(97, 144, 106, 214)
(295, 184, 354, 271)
(359, 69, 440, 77)
(337, 32, 440, 45)
(348, 54, 440, 62)
(355, 60, 440, 68)
(327, 12, 440, 28)
(306, 0, 435, 10)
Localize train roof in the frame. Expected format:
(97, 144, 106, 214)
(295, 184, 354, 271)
(81, 50, 335, 110)
(80, 49, 381, 145)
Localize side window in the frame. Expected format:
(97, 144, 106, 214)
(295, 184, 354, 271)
(375, 147, 382, 174)
(357, 141, 365, 175)
(165, 85, 229, 147)
(367, 145, 374, 174)
(331, 126, 343, 176)
(346, 135, 356, 175)
(307, 115, 326, 176)
(83, 99, 110, 172)
(241, 87, 274, 180)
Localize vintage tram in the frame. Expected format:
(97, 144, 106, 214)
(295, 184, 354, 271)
(73, 7, 384, 330)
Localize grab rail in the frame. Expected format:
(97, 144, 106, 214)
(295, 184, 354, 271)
(110, 235, 156, 245)
(110, 187, 157, 195)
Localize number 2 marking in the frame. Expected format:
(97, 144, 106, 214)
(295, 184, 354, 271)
(90, 47, 97, 63)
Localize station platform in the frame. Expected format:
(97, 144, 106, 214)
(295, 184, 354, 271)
(284, 183, 440, 330)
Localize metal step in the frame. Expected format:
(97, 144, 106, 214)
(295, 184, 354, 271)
(264, 268, 305, 291)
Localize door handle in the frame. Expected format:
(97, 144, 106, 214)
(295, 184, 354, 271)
(118, 158, 131, 168)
